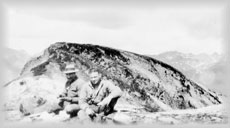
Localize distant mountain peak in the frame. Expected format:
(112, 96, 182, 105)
(151, 51, 224, 94)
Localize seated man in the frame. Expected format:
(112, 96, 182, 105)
(57, 64, 84, 118)
(78, 68, 122, 121)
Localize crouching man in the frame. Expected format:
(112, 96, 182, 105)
(78, 68, 122, 122)
(56, 64, 84, 118)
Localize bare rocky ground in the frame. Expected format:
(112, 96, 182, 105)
(3, 96, 228, 125)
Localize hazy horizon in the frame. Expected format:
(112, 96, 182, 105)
(4, 42, 225, 57)
(3, 1, 226, 56)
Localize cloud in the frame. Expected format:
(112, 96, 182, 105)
(5, 1, 225, 56)
(6, 3, 134, 30)
(182, 14, 222, 40)
(48, 11, 132, 30)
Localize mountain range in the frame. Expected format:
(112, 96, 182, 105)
(151, 51, 227, 95)
(1, 48, 30, 85)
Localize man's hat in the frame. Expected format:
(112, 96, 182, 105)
(63, 64, 79, 74)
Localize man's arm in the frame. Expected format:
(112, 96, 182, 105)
(78, 83, 90, 110)
(68, 79, 86, 103)
(79, 84, 96, 115)
(98, 81, 122, 106)
(107, 80, 122, 99)
(71, 97, 79, 103)
(58, 89, 67, 98)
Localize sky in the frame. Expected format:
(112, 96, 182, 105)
(3, 1, 226, 56)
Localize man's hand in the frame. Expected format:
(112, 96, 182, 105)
(59, 97, 72, 101)
(58, 93, 66, 98)
(97, 96, 112, 107)
(85, 108, 95, 116)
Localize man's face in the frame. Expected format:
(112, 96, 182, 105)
(90, 72, 101, 85)
(66, 72, 76, 79)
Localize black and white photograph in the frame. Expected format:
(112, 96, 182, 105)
(0, 0, 229, 127)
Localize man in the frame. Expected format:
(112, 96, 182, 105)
(78, 68, 122, 121)
(57, 63, 84, 118)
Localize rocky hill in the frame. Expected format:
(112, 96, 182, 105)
(3, 42, 223, 122)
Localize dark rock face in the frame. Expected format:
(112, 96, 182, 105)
(17, 42, 221, 113)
